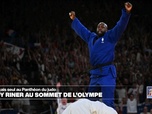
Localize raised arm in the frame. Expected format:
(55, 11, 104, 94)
(56, 82, 61, 105)
(69, 11, 93, 43)
(108, 2, 132, 43)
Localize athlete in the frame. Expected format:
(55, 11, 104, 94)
(69, 2, 132, 108)
(56, 82, 71, 114)
(62, 98, 118, 114)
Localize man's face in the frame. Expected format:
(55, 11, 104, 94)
(61, 98, 67, 105)
(96, 22, 107, 36)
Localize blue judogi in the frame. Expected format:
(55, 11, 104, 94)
(71, 9, 131, 108)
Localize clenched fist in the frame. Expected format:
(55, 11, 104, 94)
(69, 11, 76, 20)
(125, 2, 132, 13)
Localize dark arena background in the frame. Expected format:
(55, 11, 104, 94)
(0, 0, 152, 114)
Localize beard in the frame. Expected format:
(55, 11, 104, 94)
(97, 31, 105, 37)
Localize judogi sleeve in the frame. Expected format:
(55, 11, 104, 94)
(108, 8, 131, 43)
(71, 18, 92, 43)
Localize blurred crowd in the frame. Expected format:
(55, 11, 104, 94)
(0, 0, 152, 114)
